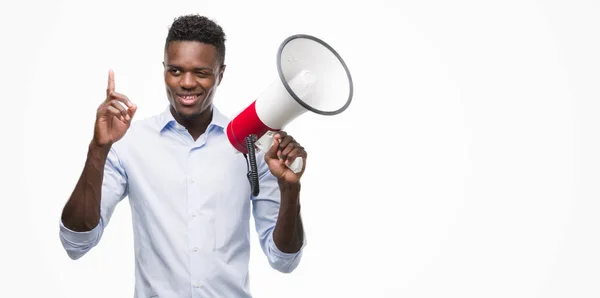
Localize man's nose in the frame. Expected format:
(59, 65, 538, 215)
(180, 73, 197, 89)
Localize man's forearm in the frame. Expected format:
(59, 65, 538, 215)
(61, 141, 110, 232)
(272, 181, 304, 253)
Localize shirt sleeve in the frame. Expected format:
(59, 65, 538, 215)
(250, 151, 307, 273)
(59, 146, 129, 260)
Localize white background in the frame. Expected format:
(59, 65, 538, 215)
(2, 0, 600, 297)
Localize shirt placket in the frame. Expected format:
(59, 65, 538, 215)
(187, 132, 213, 295)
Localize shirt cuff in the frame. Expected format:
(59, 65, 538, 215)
(59, 218, 102, 246)
(270, 233, 308, 258)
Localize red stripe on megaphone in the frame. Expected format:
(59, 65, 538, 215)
(226, 100, 279, 154)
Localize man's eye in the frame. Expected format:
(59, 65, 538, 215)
(169, 69, 181, 75)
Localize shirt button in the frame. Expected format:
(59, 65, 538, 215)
(194, 283, 200, 288)
(192, 247, 198, 252)
(191, 213, 196, 218)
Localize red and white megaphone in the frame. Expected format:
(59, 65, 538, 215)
(225, 34, 353, 195)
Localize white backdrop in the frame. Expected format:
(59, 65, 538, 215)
(3, 0, 600, 297)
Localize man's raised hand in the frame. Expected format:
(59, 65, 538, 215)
(93, 70, 137, 147)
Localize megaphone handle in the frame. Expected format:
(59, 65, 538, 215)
(255, 131, 303, 174)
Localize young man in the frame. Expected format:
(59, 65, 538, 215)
(59, 14, 307, 297)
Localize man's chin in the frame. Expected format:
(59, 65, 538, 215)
(169, 103, 199, 120)
(177, 109, 202, 120)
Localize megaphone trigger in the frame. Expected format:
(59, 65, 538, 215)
(287, 156, 303, 174)
(254, 130, 276, 153)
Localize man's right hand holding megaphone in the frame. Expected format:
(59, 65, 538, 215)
(264, 131, 307, 184)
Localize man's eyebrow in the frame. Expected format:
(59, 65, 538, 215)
(166, 64, 214, 71)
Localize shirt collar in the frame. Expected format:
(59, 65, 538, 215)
(158, 104, 230, 132)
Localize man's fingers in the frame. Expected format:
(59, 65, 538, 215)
(284, 147, 307, 168)
(106, 106, 125, 121)
(273, 131, 287, 141)
(107, 91, 133, 107)
(280, 142, 295, 160)
(109, 100, 128, 117)
(98, 70, 137, 124)
(106, 69, 115, 96)
(278, 135, 294, 151)
(280, 142, 305, 161)
(127, 103, 138, 119)
(99, 98, 136, 122)
(265, 131, 287, 159)
(104, 70, 134, 108)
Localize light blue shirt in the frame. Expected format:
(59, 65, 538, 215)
(59, 105, 306, 298)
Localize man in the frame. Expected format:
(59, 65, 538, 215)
(59, 14, 307, 298)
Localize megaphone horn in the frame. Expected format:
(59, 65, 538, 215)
(226, 34, 354, 196)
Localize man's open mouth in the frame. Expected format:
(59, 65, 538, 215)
(178, 94, 201, 106)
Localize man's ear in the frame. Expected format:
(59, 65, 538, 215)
(218, 64, 226, 86)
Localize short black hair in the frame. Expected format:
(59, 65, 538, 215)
(165, 14, 227, 64)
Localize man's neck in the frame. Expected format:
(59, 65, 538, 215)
(171, 106, 213, 141)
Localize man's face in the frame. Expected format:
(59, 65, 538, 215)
(163, 41, 225, 120)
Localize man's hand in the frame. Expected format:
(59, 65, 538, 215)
(93, 70, 138, 147)
(264, 131, 307, 184)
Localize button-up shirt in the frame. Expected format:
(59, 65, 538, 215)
(59, 105, 306, 298)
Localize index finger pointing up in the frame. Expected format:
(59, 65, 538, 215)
(106, 69, 115, 97)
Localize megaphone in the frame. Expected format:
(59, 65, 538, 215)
(225, 34, 353, 196)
